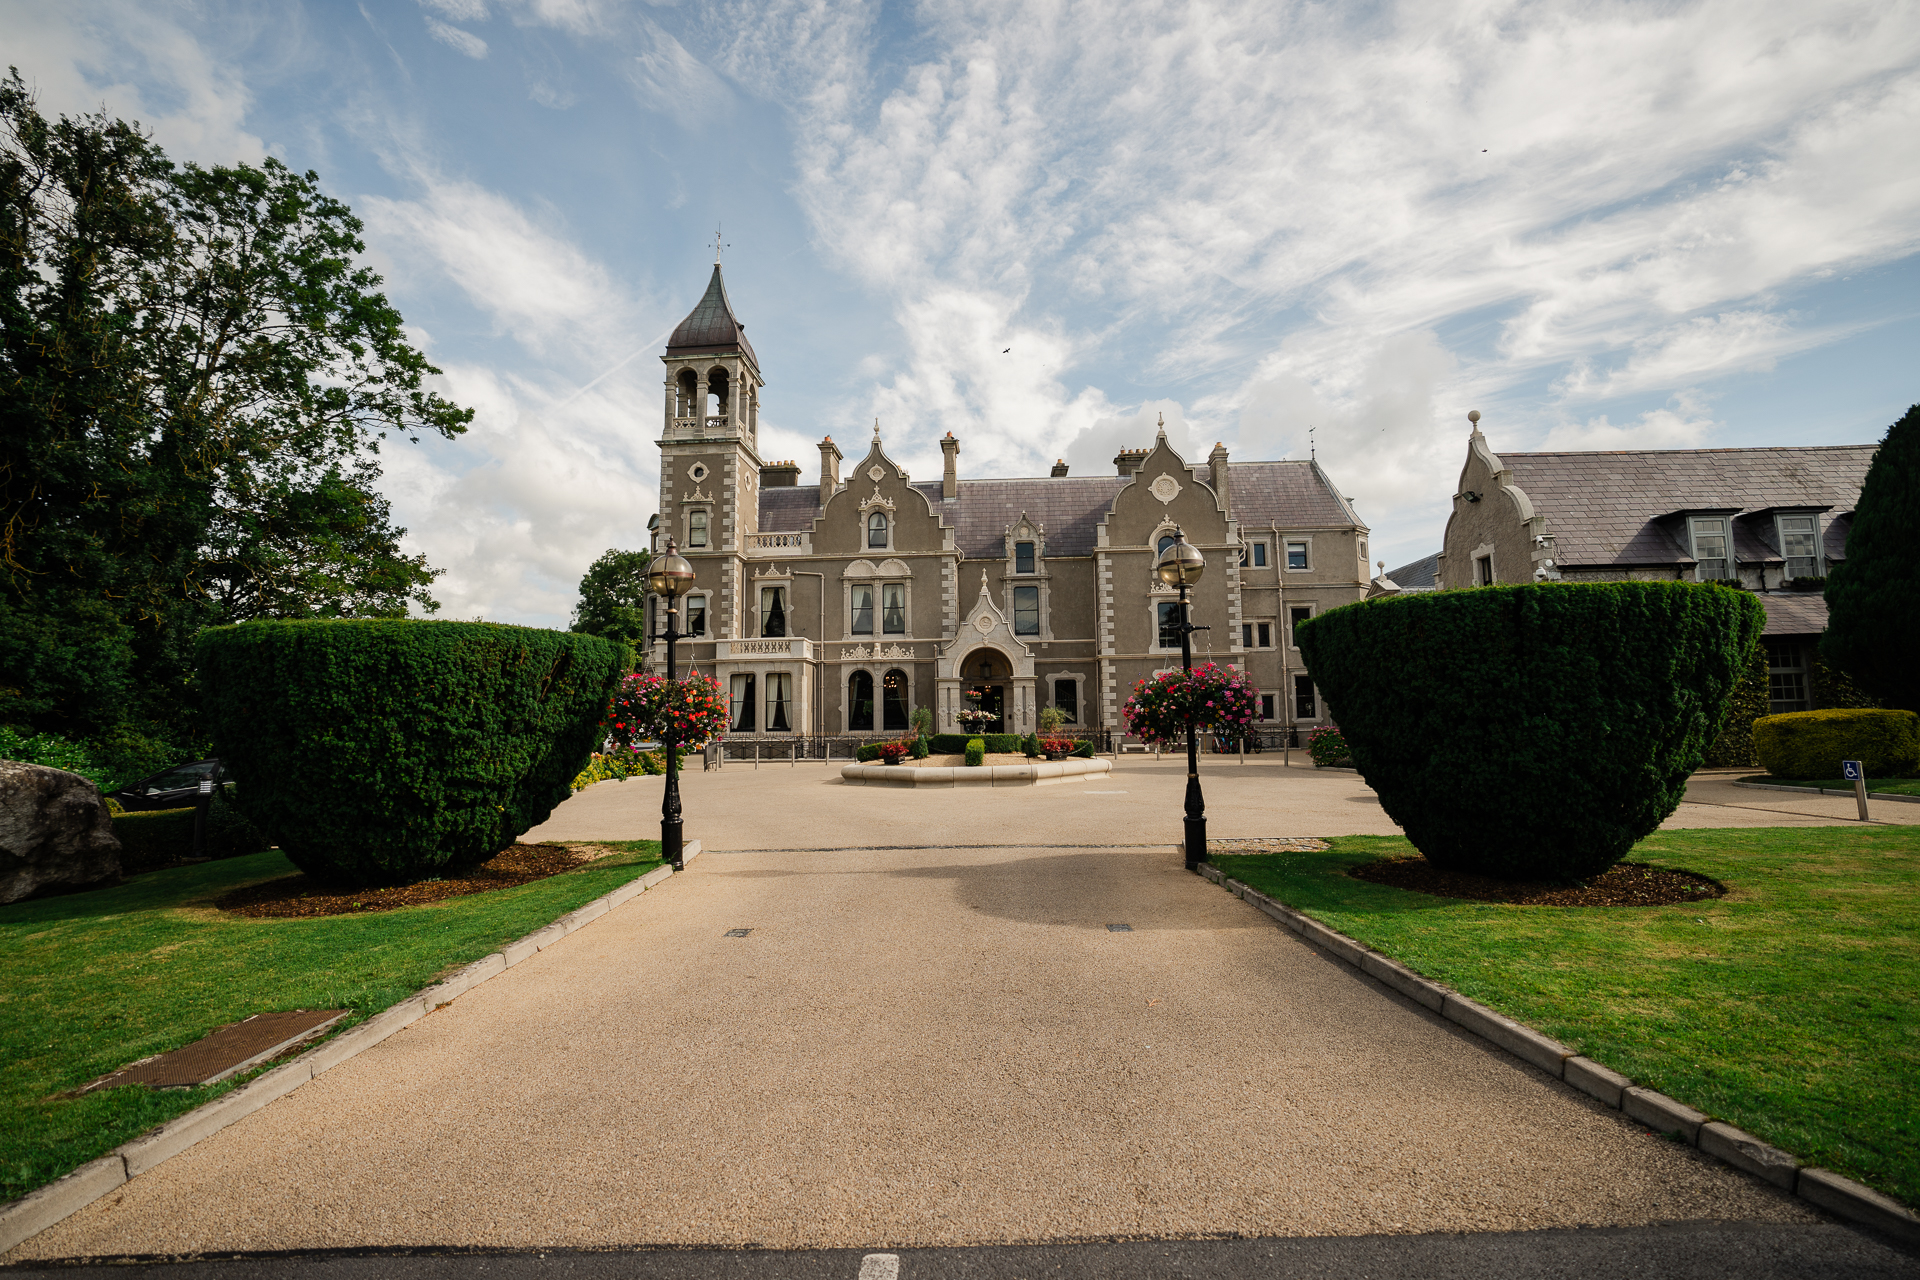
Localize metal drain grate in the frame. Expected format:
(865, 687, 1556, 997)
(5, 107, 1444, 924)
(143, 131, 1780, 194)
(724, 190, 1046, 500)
(724, 928, 753, 937)
(1107, 923, 1134, 932)
(83, 1009, 348, 1091)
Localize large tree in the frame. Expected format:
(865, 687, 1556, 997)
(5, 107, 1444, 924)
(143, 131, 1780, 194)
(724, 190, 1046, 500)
(1824, 403, 1919, 713)
(570, 547, 653, 661)
(0, 71, 469, 737)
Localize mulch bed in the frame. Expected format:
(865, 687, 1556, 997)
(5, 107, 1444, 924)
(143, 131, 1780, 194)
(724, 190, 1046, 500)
(214, 843, 612, 919)
(1347, 857, 1726, 906)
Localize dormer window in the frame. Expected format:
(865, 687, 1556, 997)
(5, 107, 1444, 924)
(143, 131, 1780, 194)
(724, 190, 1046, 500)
(1015, 541, 1035, 573)
(1777, 514, 1821, 579)
(688, 509, 709, 548)
(868, 512, 889, 548)
(1689, 517, 1729, 581)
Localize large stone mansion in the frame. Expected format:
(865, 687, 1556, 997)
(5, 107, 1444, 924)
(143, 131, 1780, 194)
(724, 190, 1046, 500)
(646, 263, 1375, 740)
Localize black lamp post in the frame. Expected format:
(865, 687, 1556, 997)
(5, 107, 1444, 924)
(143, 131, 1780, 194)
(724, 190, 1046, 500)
(1156, 529, 1208, 871)
(647, 540, 697, 870)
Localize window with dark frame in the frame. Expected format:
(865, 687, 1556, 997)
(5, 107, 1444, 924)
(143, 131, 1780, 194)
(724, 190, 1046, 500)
(1013, 585, 1039, 635)
(766, 672, 793, 732)
(688, 509, 709, 548)
(1015, 541, 1035, 573)
(881, 582, 906, 633)
(760, 585, 787, 637)
(684, 595, 707, 636)
(851, 584, 873, 635)
(868, 511, 889, 548)
(848, 671, 874, 731)
(1239, 541, 1268, 568)
(1259, 693, 1276, 720)
(1293, 675, 1316, 719)
(729, 674, 756, 731)
(1286, 540, 1308, 570)
(1157, 601, 1182, 649)
(1053, 678, 1078, 723)
(1475, 554, 1494, 586)
(1288, 606, 1312, 646)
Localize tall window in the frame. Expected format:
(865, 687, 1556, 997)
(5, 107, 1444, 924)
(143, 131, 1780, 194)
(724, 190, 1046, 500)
(1053, 679, 1078, 724)
(1013, 585, 1039, 635)
(1690, 517, 1729, 581)
(683, 595, 707, 636)
(851, 584, 873, 635)
(765, 672, 792, 732)
(1766, 639, 1810, 713)
(847, 671, 874, 731)
(1259, 693, 1276, 720)
(1293, 675, 1317, 719)
(729, 674, 756, 731)
(881, 583, 906, 633)
(1289, 606, 1312, 647)
(882, 668, 910, 731)
(1778, 515, 1821, 579)
(760, 585, 787, 637)
(1157, 601, 1182, 649)
(688, 509, 709, 548)
(868, 512, 889, 548)
(1015, 541, 1035, 573)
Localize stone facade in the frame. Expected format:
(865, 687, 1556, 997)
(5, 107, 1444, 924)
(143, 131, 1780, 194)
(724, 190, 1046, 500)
(647, 265, 1373, 740)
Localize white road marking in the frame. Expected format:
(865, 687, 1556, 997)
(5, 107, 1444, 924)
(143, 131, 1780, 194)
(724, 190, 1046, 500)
(858, 1253, 901, 1280)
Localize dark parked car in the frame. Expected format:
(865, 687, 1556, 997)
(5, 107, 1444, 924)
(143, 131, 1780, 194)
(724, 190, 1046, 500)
(110, 759, 223, 812)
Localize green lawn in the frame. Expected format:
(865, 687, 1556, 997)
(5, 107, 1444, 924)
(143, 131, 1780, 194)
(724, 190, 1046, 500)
(0, 843, 661, 1204)
(1737, 775, 1920, 797)
(1210, 827, 1919, 1210)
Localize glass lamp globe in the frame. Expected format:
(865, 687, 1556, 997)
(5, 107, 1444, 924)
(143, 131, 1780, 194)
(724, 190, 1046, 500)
(647, 541, 696, 598)
(1155, 533, 1205, 587)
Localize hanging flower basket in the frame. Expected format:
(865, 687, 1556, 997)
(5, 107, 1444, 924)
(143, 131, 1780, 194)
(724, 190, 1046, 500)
(604, 671, 730, 751)
(1121, 661, 1260, 749)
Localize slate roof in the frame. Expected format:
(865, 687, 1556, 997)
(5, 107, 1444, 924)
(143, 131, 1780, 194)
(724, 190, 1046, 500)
(1498, 445, 1874, 567)
(666, 264, 759, 367)
(756, 459, 1358, 558)
(1759, 591, 1828, 638)
(1384, 551, 1440, 589)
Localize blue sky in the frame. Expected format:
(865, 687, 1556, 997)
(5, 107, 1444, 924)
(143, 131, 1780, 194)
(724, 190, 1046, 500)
(9, 0, 1919, 624)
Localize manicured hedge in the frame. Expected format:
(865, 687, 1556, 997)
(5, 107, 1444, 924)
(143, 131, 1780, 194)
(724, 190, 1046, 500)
(984, 733, 1020, 753)
(964, 737, 985, 767)
(855, 743, 883, 762)
(930, 732, 1021, 754)
(196, 620, 623, 887)
(1753, 708, 1920, 779)
(929, 733, 972, 754)
(1296, 581, 1763, 880)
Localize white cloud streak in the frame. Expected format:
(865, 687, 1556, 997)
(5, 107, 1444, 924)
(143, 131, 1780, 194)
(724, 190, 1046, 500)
(424, 17, 489, 59)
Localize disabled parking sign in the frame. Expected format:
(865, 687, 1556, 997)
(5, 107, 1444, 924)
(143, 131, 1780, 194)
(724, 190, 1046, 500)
(1842, 760, 1864, 781)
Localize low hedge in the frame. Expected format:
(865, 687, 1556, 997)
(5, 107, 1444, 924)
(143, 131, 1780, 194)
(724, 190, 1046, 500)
(196, 620, 623, 887)
(855, 743, 883, 762)
(984, 733, 1020, 753)
(929, 733, 972, 754)
(1296, 581, 1763, 881)
(111, 793, 270, 874)
(1753, 709, 1920, 780)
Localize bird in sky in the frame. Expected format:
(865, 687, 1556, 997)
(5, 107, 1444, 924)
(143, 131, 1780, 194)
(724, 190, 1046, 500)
(1003, 348, 1011, 353)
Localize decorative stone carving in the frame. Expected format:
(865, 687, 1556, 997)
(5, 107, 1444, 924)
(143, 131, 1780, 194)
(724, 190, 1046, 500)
(859, 486, 896, 513)
(687, 485, 713, 502)
(1149, 472, 1182, 503)
(878, 643, 913, 659)
(867, 465, 886, 483)
(974, 613, 996, 633)
(688, 462, 708, 482)
(0, 761, 121, 904)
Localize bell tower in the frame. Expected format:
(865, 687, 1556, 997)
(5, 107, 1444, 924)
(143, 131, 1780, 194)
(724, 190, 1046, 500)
(658, 256, 764, 637)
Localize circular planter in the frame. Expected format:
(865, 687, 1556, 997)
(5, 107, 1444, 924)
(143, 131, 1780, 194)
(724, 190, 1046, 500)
(840, 757, 1114, 787)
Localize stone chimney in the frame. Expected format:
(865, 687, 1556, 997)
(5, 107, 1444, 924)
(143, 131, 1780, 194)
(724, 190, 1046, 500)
(1209, 441, 1231, 516)
(1114, 447, 1148, 477)
(760, 460, 801, 488)
(818, 435, 842, 508)
(941, 432, 960, 499)
(1051, 459, 1069, 477)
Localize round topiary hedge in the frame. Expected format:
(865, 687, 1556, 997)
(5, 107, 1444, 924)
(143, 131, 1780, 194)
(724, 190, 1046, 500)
(196, 620, 623, 886)
(1296, 581, 1764, 880)
(1753, 708, 1919, 779)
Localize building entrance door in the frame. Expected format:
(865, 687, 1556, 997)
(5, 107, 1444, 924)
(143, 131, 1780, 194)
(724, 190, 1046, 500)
(968, 684, 1005, 734)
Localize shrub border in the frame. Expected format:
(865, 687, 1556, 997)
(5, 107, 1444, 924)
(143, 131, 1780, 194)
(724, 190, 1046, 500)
(1193, 858, 1919, 1245)
(0, 843, 703, 1254)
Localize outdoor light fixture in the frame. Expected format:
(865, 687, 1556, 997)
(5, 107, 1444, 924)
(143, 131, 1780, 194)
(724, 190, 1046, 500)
(648, 540, 697, 869)
(1154, 528, 1210, 871)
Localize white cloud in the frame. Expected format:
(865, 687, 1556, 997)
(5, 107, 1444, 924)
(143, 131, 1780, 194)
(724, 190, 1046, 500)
(425, 17, 489, 59)
(624, 17, 732, 128)
(1540, 395, 1720, 452)
(419, 0, 490, 19)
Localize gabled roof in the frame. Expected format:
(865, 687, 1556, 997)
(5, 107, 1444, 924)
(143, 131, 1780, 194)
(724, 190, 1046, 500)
(666, 264, 758, 367)
(1498, 445, 1874, 567)
(1759, 591, 1828, 638)
(1230, 460, 1362, 530)
(1384, 551, 1440, 589)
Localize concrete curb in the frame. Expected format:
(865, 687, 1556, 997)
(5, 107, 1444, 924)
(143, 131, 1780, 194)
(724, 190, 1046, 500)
(1731, 781, 1920, 804)
(839, 758, 1113, 787)
(1194, 859, 1920, 1245)
(0, 843, 699, 1255)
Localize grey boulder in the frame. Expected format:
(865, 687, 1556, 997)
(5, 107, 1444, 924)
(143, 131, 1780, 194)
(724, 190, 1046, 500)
(0, 760, 122, 903)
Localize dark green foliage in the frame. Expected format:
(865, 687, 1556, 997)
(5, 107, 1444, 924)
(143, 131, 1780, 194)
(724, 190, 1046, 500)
(1702, 643, 1769, 768)
(195, 620, 622, 887)
(929, 733, 972, 754)
(855, 743, 883, 762)
(1022, 733, 1040, 757)
(1753, 708, 1920, 779)
(984, 733, 1020, 753)
(909, 734, 929, 760)
(0, 75, 466, 740)
(909, 706, 934, 738)
(1071, 740, 1093, 758)
(109, 793, 266, 874)
(1296, 581, 1764, 880)
(964, 738, 986, 767)
(570, 547, 652, 659)
(1825, 404, 1920, 713)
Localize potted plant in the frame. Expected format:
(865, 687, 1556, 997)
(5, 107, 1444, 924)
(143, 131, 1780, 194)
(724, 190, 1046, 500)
(956, 688, 996, 734)
(878, 740, 911, 765)
(1040, 735, 1075, 760)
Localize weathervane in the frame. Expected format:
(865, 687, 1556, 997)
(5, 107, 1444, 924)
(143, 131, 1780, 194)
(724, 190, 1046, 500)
(1309, 424, 1316, 459)
(712, 223, 729, 264)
